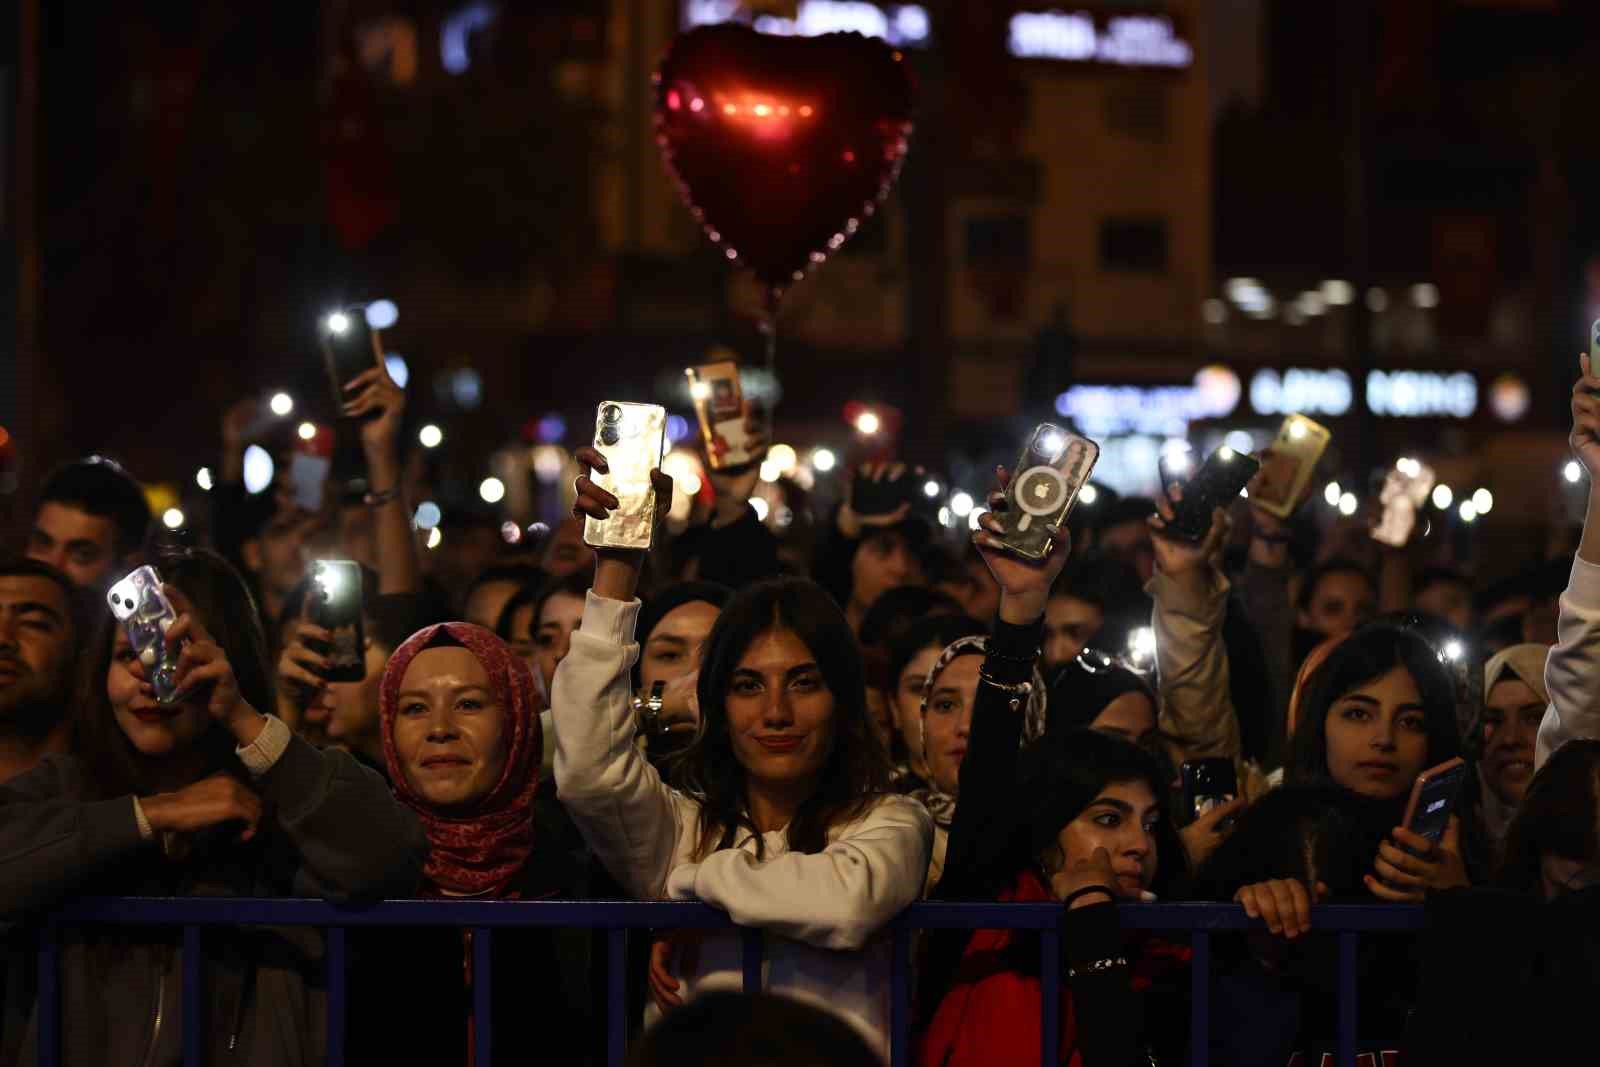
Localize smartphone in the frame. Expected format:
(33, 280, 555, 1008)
(1589, 317, 1600, 372)
(290, 424, 334, 513)
(850, 463, 936, 519)
(1167, 447, 1261, 542)
(318, 306, 383, 417)
(687, 361, 760, 470)
(1371, 457, 1436, 548)
(1251, 416, 1331, 519)
(584, 401, 668, 551)
(307, 560, 366, 683)
(999, 425, 1099, 560)
(1402, 757, 1469, 844)
(1181, 757, 1238, 821)
(107, 566, 183, 705)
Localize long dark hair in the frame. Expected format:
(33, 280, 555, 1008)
(675, 577, 891, 859)
(1497, 739, 1600, 894)
(1018, 728, 1187, 899)
(1287, 623, 1460, 790)
(73, 549, 274, 799)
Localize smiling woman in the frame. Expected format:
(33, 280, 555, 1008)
(0, 549, 424, 1066)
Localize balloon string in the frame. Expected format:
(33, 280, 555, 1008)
(760, 288, 780, 374)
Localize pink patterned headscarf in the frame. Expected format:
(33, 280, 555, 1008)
(379, 622, 544, 896)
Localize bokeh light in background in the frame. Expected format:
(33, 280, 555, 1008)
(385, 354, 410, 389)
(196, 467, 213, 491)
(1432, 484, 1453, 510)
(479, 477, 506, 504)
(297, 422, 317, 441)
(365, 300, 399, 329)
(419, 424, 444, 449)
(531, 445, 567, 484)
(269, 393, 294, 417)
(414, 501, 442, 529)
(811, 447, 837, 472)
(426, 527, 443, 549)
(537, 413, 567, 442)
(450, 369, 483, 410)
(662, 449, 705, 522)
(162, 508, 185, 530)
(666, 415, 691, 443)
(243, 446, 274, 494)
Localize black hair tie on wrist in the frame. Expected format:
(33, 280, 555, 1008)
(1061, 884, 1117, 909)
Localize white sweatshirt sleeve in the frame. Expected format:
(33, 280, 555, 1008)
(664, 795, 932, 951)
(551, 591, 685, 900)
(1537, 555, 1600, 768)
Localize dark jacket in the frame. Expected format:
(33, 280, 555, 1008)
(0, 739, 426, 1067)
(920, 618, 1184, 1067)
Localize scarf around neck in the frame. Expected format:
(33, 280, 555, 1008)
(380, 622, 545, 896)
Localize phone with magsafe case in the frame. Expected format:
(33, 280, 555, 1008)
(107, 566, 183, 704)
(999, 424, 1100, 560)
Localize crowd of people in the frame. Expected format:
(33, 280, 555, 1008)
(0, 350, 1598, 1067)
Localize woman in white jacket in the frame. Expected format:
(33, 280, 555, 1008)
(552, 449, 932, 1053)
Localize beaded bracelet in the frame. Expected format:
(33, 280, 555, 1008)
(1068, 956, 1129, 980)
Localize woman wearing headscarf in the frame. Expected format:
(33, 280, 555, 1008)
(348, 621, 592, 1066)
(909, 634, 1047, 894)
(1476, 643, 1549, 846)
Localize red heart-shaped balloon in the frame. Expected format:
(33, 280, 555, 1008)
(654, 25, 916, 300)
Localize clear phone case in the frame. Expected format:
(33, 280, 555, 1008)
(1000, 424, 1099, 560)
(1372, 459, 1436, 548)
(106, 566, 183, 704)
(584, 401, 668, 551)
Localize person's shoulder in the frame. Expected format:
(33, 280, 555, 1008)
(835, 793, 934, 836)
(2, 753, 93, 800)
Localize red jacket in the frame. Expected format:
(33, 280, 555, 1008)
(919, 871, 1189, 1067)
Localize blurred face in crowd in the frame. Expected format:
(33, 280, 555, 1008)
(27, 503, 119, 589)
(1091, 691, 1157, 747)
(323, 637, 391, 766)
(640, 601, 721, 694)
(891, 643, 943, 776)
(244, 509, 313, 600)
(1053, 779, 1160, 898)
(1415, 580, 1472, 633)
(542, 519, 595, 579)
(109, 628, 212, 758)
(1299, 570, 1376, 638)
(922, 654, 980, 796)
(1481, 677, 1544, 806)
(851, 529, 925, 618)
(465, 580, 521, 633)
(503, 601, 538, 676)
(725, 628, 836, 794)
(0, 575, 74, 719)
(1322, 664, 1430, 800)
(534, 591, 585, 690)
(392, 646, 510, 810)
(936, 557, 1000, 626)
(1043, 594, 1103, 671)
(1098, 520, 1155, 584)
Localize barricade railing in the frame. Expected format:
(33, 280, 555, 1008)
(35, 898, 1427, 1067)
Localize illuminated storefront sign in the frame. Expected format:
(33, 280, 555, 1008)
(1249, 368, 1479, 419)
(682, 0, 932, 47)
(1054, 366, 1240, 438)
(1008, 11, 1192, 68)
(680, 2, 1193, 70)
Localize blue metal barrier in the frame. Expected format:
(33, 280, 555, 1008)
(35, 898, 1427, 1067)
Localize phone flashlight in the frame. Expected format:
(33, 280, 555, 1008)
(1218, 446, 1236, 462)
(326, 311, 351, 335)
(1289, 421, 1308, 440)
(314, 563, 345, 600)
(1037, 429, 1065, 461)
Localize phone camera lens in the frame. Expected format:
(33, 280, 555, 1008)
(600, 404, 623, 426)
(599, 426, 621, 446)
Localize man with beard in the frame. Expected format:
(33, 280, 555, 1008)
(0, 560, 84, 782)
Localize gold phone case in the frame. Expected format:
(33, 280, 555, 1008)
(686, 361, 753, 469)
(1253, 415, 1332, 519)
(584, 402, 667, 551)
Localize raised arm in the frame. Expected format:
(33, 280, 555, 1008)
(937, 469, 1068, 900)
(1538, 354, 1600, 767)
(1148, 496, 1240, 761)
(552, 449, 685, 899)
(666, 794, 931, 950)
(342, 364, 420, 597)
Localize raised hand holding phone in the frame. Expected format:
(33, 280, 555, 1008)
(1365, 816, 1468, 902)
(572, 438, 674, 604)
(1570, 352, 1600, 565)
(972, 464, 1072, 626)
(1148, 485, 1230, 593)
(164, 586, 266, 746)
